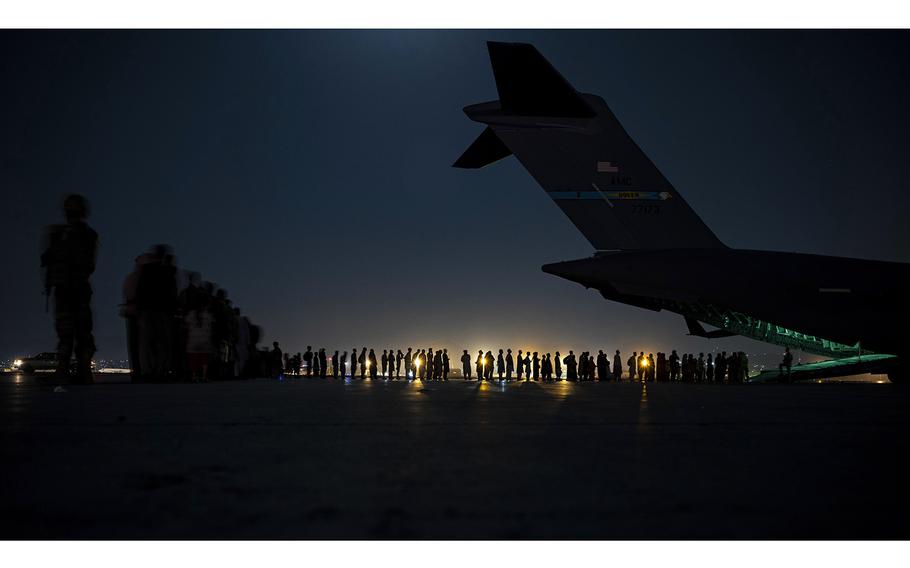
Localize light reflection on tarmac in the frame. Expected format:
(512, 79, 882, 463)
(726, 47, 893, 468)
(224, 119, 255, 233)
(1, 376, 908, 539)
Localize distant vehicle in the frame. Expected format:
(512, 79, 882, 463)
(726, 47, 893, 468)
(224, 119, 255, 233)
(455, 41, 909, 383)
(12, 352, 95, 374)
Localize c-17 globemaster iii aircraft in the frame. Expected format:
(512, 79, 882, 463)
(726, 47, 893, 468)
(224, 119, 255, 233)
(454, 41, 910, 383)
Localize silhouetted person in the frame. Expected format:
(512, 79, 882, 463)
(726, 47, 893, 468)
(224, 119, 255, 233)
(351, 348, 358, 379)
(516, 350, 524, 380)
(613, 350, 622, 381)
(319, 348, 327, 379)
(41, 195, 98, 383)
(565, 351, 577, 381)
(532, 352, 540, 380)
(779, 347, 793, 381)
(596, 350, 607, 381)
(340, 351, 347, 378)
(396, 349, 404, 379)
(404, 348, 413, 379)
(628, 352, 637, 381)
(497, 349, 505, 380)
(367, 348, 376, 380)
(417, 349, 426, 380)
(554, 351, 562, 380)
(461, 349, 471, 380)
(183, 295, 214, 382)
(442, 348, 450, 380)
(706, 353, 714, 382)
(359, 347, 367, 380)
(714, 351, 724, 383)
(637, 352, 647, 381)
(656, 352, 667, 382)
(313, 347, 322, 378)
(476, 350, 484, 381)
(135, 245, 178, 380)
(669, 350, 680, 381)
(435, 349, 444, 380)
(542, 353, 552, 381)
(120, 253, 154, 379)
(303, 346, 313, 377)
(523, 352, 531, 381)
(484, 350, 494, 381)
(270, 341, 283, 378)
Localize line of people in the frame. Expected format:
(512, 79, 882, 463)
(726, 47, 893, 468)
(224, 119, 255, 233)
(266, 346, 751, 383)
(120, 244, 265, 382)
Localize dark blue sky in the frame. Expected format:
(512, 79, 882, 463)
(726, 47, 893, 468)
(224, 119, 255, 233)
(3, 30, 910, 365)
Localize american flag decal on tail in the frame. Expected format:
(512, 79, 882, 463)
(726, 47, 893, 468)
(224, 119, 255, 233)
(596, 161, 619, 173)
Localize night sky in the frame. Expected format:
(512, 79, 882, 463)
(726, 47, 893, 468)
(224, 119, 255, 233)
(3, 30, 910, 365)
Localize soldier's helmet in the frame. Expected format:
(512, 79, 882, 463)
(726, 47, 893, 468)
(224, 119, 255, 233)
(63, 194, 90, 221)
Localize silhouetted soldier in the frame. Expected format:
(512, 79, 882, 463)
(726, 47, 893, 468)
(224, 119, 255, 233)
(303, 346, 313, 377)
(497, 349, 505, 380)
(628, 352, 637, 381)
(351, 348, 358, 379)
(613, 350, 622, 381)
(532, 352, 540, 380)
(554, 351, 562, 380)
(779, 347, 793, 381)
(516, 350, 524, 380)
(359, 347, 367, 380)
(442, 348, 450, 380)
(506, 349, 514, 381)
(396, 349, 404, 379)
(461, 349, 471, 379)
(41, 194, 98, 382)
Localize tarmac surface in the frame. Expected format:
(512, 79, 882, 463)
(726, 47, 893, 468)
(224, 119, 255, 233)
(2, 375, 908, 539)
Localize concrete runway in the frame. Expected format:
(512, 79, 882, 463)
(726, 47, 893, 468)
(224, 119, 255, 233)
(1, 376, 908, 539)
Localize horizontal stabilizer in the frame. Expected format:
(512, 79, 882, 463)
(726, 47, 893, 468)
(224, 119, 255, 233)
(453, 127, 513, 169)
(685, 317, 737, 339)
(487, 41, 595, 118)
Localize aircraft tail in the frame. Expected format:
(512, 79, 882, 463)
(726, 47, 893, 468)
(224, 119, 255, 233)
(454, 41, 725, 251)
